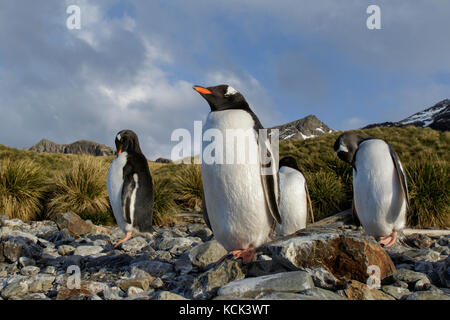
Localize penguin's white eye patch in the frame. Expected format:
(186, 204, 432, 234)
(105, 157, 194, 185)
(117, 134, 121, 141)
(336, 143, 348, 154)
(225, 86, 238, 96)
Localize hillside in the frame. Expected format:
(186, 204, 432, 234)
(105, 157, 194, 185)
(28, 139, 115, 157)
(280, 126, 450, 167)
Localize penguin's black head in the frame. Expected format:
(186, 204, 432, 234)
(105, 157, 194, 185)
(334, 132, 373, 166)
(279, 156, 300, 171)
(115, 129, 142, 155)
(193, 84, 249, 112)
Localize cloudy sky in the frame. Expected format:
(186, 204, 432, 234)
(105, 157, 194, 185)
(0, 0, 449, 159)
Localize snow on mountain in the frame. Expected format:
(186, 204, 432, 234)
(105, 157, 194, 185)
(270, 115, 333, 141)
(364, 99, 450, 131)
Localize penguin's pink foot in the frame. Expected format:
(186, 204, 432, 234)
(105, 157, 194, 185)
(114, 231, 133, 248)
(378, 231, 398, 248)
(230, 246, 256, 264)
(214, 246, 256, 266)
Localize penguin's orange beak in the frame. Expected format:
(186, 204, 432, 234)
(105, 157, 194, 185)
(118, 149, 122, 155)
(193, 86, 212, 95)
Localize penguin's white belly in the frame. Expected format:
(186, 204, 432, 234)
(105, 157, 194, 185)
(107, 152, 131, 233)
(202, 110, 273, 251)
(275, 167, 307, 236)
(353, 140, 406, 238)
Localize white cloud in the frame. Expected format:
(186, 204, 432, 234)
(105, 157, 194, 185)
(0, 0, 448, 160)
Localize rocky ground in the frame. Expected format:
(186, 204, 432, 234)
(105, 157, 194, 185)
(0, 211, 449, 300)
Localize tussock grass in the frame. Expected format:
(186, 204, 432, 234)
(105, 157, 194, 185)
(305, 171, 349, 221)
(406, 155, 449, 228)
(173, 164, 203, 210)
(152, 176, 178, 226)
(0, 159, 47, 221)
(46, 156, 111, 221)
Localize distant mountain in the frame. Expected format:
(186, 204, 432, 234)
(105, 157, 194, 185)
(271, 115, 333, 140)
(28, 139, 115, 156)
(363, 99, 450, 131)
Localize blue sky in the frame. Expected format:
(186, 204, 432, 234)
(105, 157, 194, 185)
(0, 0, 449, 159)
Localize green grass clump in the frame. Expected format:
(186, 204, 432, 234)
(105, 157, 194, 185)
(152, 176, 178, 226)
(46, 156, 111, 221)
(0, 159, 47, 221)
(406, 155, 449, 228)
(305, 171, 349, 221)
(173, 164, 203, 210)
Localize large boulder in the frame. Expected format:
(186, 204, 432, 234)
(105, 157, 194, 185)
(262, 231, 396, 283)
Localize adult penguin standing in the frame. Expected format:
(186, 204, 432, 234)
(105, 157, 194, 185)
(107, 130, 154, 248)
(334, 132, 409, 247)
(193, 84, 281, 263)
(275, 156, 313, 236)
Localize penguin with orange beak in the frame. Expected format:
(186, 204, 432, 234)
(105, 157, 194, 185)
(107, 129, 154, 247)
(193, 84, 281, 263)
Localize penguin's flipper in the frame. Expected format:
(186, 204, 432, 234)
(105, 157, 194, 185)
(121, 173, 137, 226)
(201, 188, 212, 230)
(122, 169, 154, 233)
(258, 131, 282, 225)
(388, 144, 410, 211)
(305, 183, 314, 224)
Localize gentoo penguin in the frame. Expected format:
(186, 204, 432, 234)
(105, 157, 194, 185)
(107, 130, 154, 247)
(275, 156, 313, 236)
(334, 132, 409, 247)
(193, 84, 281, 263)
